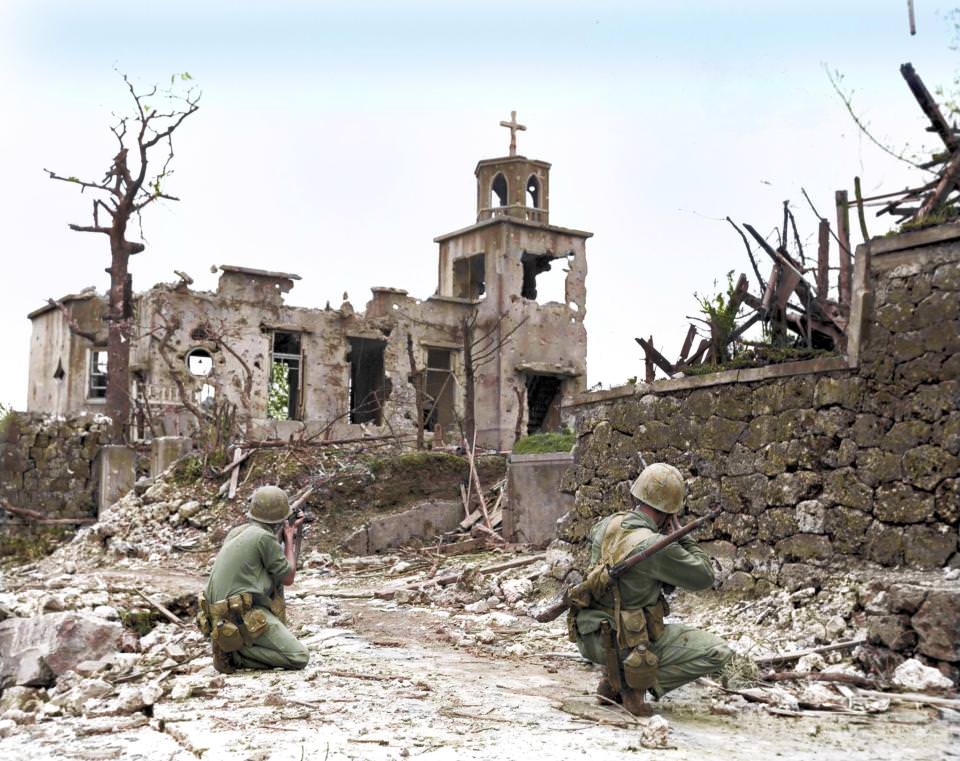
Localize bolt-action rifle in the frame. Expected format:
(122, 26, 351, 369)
(530, 507, 722, 623)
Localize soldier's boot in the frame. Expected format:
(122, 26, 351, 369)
(596, 676, 622, 705)
(620, 686, 654, 717)
(211, 644, 235, 675)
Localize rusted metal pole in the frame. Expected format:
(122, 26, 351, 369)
(835, 190, 852, 307)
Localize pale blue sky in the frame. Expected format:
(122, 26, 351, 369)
(0, 1, 955, 408)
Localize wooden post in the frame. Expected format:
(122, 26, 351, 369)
(835, 190, 852, 307)
(816, 218, 830, 298)
(644, 335, 655, 382)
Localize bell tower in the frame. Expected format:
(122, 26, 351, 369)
(475, 111, 551, 224)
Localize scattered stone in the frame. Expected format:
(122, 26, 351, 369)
(500, 579, 533, 604)
(892, 658, 955, 692)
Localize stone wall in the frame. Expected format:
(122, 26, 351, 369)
(561, 224, 960, 573)
(0, 412, 110, 527)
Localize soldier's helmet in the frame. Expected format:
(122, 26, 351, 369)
(248, 485, 291, 523)
(629, 463, 685, 514)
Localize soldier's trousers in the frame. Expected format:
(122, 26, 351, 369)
(577, 622, 732, 697)
(229, 608, 310, 670)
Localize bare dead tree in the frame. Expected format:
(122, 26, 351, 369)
(46, 72, 200, 443)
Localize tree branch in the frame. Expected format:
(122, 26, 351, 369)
(46, 298, 99, 342)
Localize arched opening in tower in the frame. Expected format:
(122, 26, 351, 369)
(526, 175, 540, 208)
(490, 173, 508, 208)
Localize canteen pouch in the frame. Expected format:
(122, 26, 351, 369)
(618, 608, 651, 649)
(242, 608, 269, 639)
(211, 619, 244, 652)
(622, 644, 659, 692)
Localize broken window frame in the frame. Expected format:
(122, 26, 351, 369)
(347, 337, 387, 425)
(453, 253, 486, 301)
(268, 331, 303, 421)
(87, 348, 108, 400)
(423, 346, 458, 432)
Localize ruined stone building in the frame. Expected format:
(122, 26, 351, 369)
(26, 123, 590, 450)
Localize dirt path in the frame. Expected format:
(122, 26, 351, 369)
(2, 564, 956, 761)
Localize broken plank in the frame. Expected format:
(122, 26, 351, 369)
(227, 447, 243, 499)
(754, 638, 866, 667)
(900, 63, 958, 150)
(134, 589, 185, 627)
(817, 218, 830, 298)
(918, 149, 960, 219)
(678, 324, 697, 362)
(635, 336, 675, 376)
(856, 688, 960, 710)
(761, 670, 881, 690)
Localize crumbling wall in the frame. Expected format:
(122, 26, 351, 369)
(561, 224, 960, 573)
(0, 412, 110, 529)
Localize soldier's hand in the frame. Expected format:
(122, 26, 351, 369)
(282, 512, 305, 543)
(668, 515, 682, 534)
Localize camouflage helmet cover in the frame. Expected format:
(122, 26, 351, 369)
(630, 463, 685, 514)
(248, 485, 291, 523)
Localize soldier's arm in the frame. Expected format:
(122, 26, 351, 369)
(260, 534, 292, 587)
(642, 539, 715, 592)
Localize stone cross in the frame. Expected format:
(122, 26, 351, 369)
(499, 110, 526, 157)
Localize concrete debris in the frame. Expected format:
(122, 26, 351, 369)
(893, 658, 955, 692)
(0, 611, 122, 687)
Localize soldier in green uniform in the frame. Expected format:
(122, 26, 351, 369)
(197, 486, 310, 674)
(572, 463, 732, 716)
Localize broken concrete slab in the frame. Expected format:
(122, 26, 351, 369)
(503, 451, 574, 547)
(343, 499, 463, 554)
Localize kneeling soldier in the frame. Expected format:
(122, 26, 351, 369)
(573, 463, 732, 716)
(197, 485, 309, 673)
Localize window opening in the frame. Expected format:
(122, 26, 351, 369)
(424, 348, 456, 432)
(53, 358, 65, 380)
(526, 175, 540, 208)
(347, 337, 387, 424)
(521, 252, 567, 304)
(186, 348, 213, 377)
(88, 349, 108, 399)
(268, 331, 302, 421)
(453, 254, 486, 300)
(525, 374, 563, 434)
(197, 383, 216, 404)
(490, 173, 508, 208)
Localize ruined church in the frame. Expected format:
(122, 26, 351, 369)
(25, 116, 590, 450)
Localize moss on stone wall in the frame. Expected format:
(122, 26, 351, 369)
(565, 240, 960, 572)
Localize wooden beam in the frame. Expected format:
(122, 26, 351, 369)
(678, 324, 697, 362)
(918, 149, 960, 219)
(816, 218, 830, 298)
(635, 336, 675, 376)
(900, 63, 958, 151)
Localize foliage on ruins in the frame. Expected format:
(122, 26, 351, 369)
(267, 362, 291, 421)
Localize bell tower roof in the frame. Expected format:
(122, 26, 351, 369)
(474, 111, 552, 224)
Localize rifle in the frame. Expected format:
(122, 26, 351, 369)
(530, 507, 722, 623)
(276, 486, 314, 567)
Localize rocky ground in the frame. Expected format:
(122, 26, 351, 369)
(1, 451, 959, 760)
